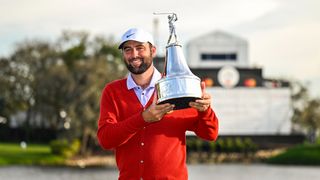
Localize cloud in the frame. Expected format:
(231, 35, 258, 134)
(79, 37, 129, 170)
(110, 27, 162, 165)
(231, 0, 320, 34)
(249, 23, 320, 78)
(221, 0, 320, 97)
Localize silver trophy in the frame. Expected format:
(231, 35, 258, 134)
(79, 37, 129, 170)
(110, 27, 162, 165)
(155, 13, 202, 109)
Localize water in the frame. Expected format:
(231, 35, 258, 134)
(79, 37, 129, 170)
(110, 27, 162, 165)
(0, 166, 118, 180)
(0, 164, 319, 180)
(188, 164, 320, 180)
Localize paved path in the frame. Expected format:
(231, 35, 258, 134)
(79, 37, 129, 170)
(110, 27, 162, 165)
(0, 164, 320, 180)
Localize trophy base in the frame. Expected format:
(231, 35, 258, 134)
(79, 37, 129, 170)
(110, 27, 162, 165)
(158, 96, 201, 110)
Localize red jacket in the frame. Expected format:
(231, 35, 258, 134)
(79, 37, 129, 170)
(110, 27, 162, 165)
(97, 78, 219, 180)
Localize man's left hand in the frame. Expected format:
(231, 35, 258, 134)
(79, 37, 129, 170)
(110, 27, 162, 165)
(189, 81, 211, 112)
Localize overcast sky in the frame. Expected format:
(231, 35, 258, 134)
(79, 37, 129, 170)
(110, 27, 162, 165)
(1, 0, 319, 97)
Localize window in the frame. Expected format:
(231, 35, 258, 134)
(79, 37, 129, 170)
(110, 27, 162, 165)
(201, 53, 237, 61)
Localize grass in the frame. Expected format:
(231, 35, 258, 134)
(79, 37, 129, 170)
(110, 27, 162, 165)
(266, 143, 320, 165)
(2, 141, 319, 166)
(0, 142, 65, 166)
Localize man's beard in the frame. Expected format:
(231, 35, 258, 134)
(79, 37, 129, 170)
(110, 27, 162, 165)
(125, 55, 153, 75)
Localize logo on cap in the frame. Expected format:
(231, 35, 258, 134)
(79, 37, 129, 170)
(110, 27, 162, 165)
(126, 33, 135, 38)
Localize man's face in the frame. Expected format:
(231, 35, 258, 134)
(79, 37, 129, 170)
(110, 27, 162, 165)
(122, 41, 156, 74)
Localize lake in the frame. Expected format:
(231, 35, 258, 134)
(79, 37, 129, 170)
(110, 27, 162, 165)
(1, 164, 319, 180)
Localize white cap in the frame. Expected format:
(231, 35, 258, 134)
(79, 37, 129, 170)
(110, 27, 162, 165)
(118, 28, 154, 49)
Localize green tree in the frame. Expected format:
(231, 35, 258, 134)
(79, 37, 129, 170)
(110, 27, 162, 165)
(290, 80, 320, 143)
(54, 31, 126, 154)
(0, 58, 17, 119)
(300, 99, 320, 143)
(4, 40, 61, 139)
(1, 30, 126, 154)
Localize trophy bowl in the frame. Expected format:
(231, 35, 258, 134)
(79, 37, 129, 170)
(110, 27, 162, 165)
(156, 75, 202, 110)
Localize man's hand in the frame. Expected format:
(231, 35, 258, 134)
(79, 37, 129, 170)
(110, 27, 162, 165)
(142, 92, 175, 122)
(189, 81, 211, 112)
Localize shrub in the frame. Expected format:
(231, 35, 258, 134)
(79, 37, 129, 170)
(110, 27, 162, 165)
(225, 138, 234, 153)
(266, 144, 320, 165)
(243, 138, 257, 153)
(234, 137, 246, 153)
(186, 137, 258, 154)
(316, 136, 320, 145)
(209, 140, 217, 153)
(215, 139, 224, 153)
(50, 139, 80, 158)
(194, 138, 203, 152)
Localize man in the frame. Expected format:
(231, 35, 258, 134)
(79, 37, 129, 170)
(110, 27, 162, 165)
(97, 28, 219, 179)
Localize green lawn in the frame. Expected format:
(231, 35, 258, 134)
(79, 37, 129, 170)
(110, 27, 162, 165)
(266, 144, 320, 165)
(0, 142, 65, 166)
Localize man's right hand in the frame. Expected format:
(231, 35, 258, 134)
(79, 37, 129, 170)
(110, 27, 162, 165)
(142, 92, 175, 123)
